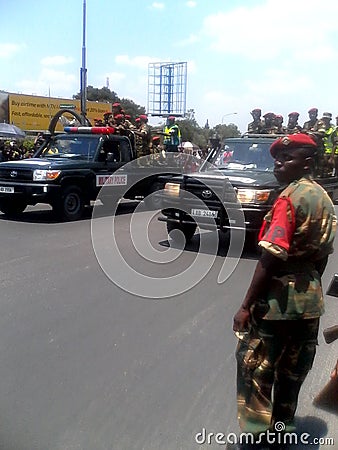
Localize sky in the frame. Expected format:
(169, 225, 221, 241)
(2, 0, 338, 133)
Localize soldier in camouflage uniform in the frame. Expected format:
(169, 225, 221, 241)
(302, 107, 319, 132)
(285, 112, 302, 134)
(275, 115, 285, 134)
(247, 109, 264, 134)
(261, 112, 279, 134)
(233, 134, 336, 442)
(134, 114, 151, 160)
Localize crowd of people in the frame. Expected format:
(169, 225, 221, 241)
(247, 108, 338, 176)
(0, 140, 35, 161)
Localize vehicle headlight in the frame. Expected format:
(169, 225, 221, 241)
(236, 189, 271, 204)
(164, 182, 181, 197)
(33, 169, 61, 181)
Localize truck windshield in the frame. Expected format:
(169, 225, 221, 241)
(204, 140, 275, 172)
(40, 135, 100, 161)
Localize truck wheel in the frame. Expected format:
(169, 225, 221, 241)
(167, 221, 197, 243)
(0, 199, 27, 217)
(143, 183, 163, 210)
(54, 186, 84, 221)
(143, 192, 163, 210)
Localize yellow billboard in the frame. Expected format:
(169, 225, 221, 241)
(8, 93, 112, 132)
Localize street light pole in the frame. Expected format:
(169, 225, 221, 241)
(80, 0, 87, 119)
(222, 112, 237, 124)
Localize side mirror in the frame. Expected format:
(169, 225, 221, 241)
(326, 274, 338, 297)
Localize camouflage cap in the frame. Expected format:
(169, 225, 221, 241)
(270, 133, 317, 157)
(322, 112, 332, 119)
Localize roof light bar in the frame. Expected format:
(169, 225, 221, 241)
(64, 126, 115, 134)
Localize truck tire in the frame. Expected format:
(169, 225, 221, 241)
(143, 192, 163, 210)
(53, 185, 84, 221)
(167, 221, 197, 243)
(142, 182, 163, 210)
(0, 199, 27, 217)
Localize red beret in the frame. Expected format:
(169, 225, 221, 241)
(152, 136, 160, 142)
(168, 116, 175, 120)
(114, 114, 123, 120)
(103, 111, 112, 116)
(251, 108, 261, 114)
(112, 102, 121, 108)
(135, 117, 141, 122)
(139, 114, 148, 121)
(263, 112, 275, 118)
(288, 111, 299, 117)
(270, 134, 317, 157)
(308, 107, 318, 113)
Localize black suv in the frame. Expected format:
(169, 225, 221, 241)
(158, 135, 338, 242)
(0, 125, 201, 221)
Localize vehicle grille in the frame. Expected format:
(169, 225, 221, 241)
(0, 168, 33, 182)
(184, 177, 237, 204)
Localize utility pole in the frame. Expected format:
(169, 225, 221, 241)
(80, 0, 87, 118)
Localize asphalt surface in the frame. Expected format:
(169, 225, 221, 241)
(0, 202, 337, 450)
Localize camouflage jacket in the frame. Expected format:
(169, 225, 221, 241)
(247, 120, 264, 134)
(302, 119, 319, 132)
(258, 176, 337, 320)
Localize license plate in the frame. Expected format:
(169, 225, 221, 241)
(191, 208, 218, 218)
(0, 186, 14, 193)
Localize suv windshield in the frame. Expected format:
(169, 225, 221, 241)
(204, 139, 275, 172)
(40, 135, 100, 161)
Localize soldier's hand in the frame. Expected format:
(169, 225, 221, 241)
(233, 307, 251, 333)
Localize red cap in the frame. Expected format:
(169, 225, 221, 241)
(288, 111, 299, 117)
(270, 134, 317, 157)
(139, 114, 148, 121)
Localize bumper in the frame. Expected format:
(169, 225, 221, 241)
(159, 196, 269, 232)
(0, 180, 61, 205)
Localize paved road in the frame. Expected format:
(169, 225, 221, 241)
(0, 203, 337, 450)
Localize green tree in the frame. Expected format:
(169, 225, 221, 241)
(73, 86, 145, 120)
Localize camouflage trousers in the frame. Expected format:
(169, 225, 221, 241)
(236, 318, 319, 434)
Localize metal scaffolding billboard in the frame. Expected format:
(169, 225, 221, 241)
(147, 62, 187, 117)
